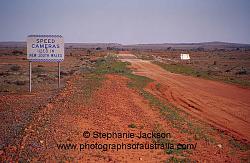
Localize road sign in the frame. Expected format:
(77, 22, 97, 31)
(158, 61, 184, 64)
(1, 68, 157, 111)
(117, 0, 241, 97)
(180, 53, 190, 60)
(26, 35, 64, 92)
(27, 35, 64, 62)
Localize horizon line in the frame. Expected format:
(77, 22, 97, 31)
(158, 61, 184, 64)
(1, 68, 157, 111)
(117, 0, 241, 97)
(0, 40, 250, 45)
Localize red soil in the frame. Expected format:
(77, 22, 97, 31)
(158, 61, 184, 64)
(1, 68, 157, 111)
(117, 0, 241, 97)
(1, 53, 250, 162)
(120, 56, 250, 142)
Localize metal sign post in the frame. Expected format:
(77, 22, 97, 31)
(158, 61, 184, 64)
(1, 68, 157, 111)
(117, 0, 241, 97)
(58, 62, 60, 88)
(29, 61, 32, 92)
(26, 35, 64, 92)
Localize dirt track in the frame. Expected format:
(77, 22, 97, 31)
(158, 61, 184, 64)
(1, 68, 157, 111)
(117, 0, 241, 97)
(119, 53, 250, 142)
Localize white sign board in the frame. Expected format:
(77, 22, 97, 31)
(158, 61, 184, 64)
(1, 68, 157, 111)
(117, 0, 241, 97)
(27, 35, 64, 62)
(180, 53, 190, 60)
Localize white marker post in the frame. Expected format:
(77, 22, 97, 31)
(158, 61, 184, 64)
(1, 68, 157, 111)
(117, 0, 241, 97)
(27, 35, 64, 92)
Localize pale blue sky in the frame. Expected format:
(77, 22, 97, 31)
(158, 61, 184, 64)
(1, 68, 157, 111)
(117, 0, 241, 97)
(0, 0, 250, 44)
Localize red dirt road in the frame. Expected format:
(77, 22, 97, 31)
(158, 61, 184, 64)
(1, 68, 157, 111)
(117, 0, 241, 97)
(119, 54, 250, 142)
